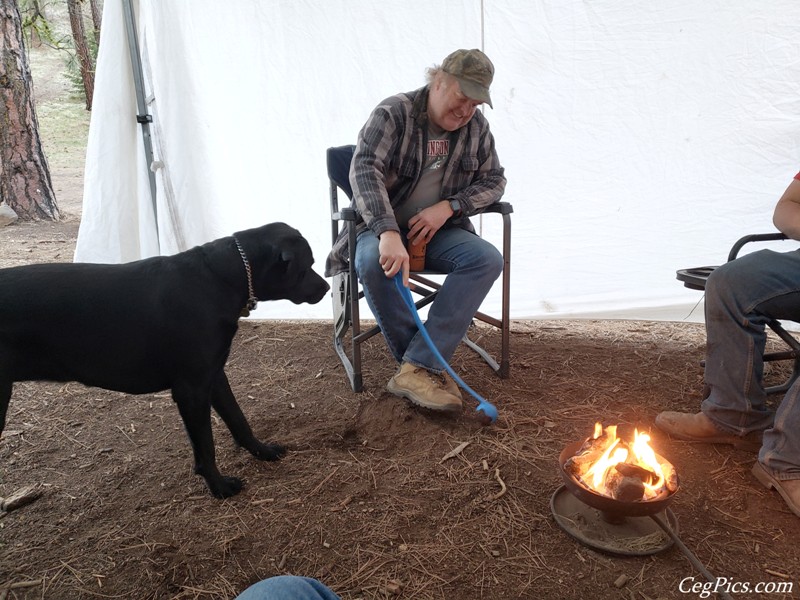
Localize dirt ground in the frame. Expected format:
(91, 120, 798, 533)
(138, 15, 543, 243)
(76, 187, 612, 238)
(2, 30, 800, 600)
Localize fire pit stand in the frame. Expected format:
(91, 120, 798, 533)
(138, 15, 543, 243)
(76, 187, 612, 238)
(554, 440, 735, 600)
(550, 484, 677, 556)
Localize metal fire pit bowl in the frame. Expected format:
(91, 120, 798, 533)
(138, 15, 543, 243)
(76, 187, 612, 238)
(552, 439, 735, 599)
(558, 440, 680, 518)
(551, 440, 679, 556)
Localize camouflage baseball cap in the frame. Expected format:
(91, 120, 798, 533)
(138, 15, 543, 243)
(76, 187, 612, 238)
(441, 48, 495, 108)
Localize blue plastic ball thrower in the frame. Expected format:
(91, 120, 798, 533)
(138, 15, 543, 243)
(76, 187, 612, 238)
(393, 273, 498, 424)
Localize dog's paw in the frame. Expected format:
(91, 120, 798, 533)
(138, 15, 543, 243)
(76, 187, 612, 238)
(251, 442, 287, 462)
(209, 475, 244, 499)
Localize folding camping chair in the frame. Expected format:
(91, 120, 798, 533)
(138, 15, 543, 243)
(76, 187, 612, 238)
(676, 232, 800, 395)
(328, 144, 513, 393)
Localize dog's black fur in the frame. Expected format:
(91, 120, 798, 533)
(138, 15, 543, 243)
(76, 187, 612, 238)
(0, 222, 329, 498)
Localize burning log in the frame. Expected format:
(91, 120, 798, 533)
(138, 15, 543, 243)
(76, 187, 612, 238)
(615, 462, 658, 485)
(562, 422, 679, 502)
(605, 468, 646, 502)
(563, 426, 618, 478)
(662, 460, 679, 493)
(564, 450, 603, 479)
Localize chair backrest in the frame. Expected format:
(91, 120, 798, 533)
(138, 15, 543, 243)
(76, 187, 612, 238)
(327, 145, 356, 200)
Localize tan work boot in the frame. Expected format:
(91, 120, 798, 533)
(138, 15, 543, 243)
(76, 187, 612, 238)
(387, 363, 462, 413)
(752, 462, 800, 518)
(654, 411, 762, 450)
(442, 372, 463, 400)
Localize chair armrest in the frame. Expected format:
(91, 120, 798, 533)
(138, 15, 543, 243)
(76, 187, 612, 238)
(336, 203, 512, 225)
(728, 232, 789, 261)
(676, 267, 716, 290)
(333, 207, 358, 222)
(677, 231, 792, 290)
(477, 201, 514, 216)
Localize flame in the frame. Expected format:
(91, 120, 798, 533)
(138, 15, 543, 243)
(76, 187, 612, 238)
(632, 431, 665, 496)
(572, 423, 670, 500)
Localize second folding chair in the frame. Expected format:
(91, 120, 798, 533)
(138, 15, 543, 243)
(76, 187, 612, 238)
(677, 232, 800, 395)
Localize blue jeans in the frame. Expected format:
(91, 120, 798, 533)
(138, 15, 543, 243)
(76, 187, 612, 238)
(354, 226, 503, 372)
(235, 576, 340, 600)
(701, 248, 800, 477)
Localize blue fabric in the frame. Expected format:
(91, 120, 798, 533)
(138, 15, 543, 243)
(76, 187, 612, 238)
(235, 576, 340, 600)
(701, 248, 800, 476)
(354, 226, 503, 371)
(327, 145, 355, 201)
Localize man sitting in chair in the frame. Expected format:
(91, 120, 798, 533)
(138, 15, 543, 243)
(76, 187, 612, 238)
(325, 49, 506, 413)
(657, 171, 800, 518)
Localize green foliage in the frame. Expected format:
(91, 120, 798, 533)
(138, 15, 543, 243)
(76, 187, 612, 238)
(18, 0, 100, 104)
(18, 0, 71, 51)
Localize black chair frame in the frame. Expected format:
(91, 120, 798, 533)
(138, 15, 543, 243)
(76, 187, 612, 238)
(328, 145, 512, 393)
(677, 232, 800, 395)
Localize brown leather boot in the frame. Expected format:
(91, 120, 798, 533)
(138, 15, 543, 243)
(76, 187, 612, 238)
(752, 461, 800, 518)
(655, 411, 762, 450)
(387, 363, 462, 413)
(442, 372, 463, 400)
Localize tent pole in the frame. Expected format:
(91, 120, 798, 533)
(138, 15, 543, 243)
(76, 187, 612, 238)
(121, 0, 160, 251)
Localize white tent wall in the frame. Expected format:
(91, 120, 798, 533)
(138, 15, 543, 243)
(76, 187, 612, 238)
(75, 0, 800, 322)
(75, 0, 157, 262)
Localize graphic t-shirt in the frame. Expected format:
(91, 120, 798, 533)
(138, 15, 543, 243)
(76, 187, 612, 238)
(394, 129, 450, 228)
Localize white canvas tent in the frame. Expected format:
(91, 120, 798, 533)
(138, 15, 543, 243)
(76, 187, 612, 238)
(75, 0, 800, 321)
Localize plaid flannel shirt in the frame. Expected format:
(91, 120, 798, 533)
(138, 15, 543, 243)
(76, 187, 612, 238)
(325, 85, 506, 277)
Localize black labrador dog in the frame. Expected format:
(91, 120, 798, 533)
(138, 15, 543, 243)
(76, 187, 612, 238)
(0, 222, 329, 498)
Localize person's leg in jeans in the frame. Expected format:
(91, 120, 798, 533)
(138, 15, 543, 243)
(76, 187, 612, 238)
(704, 248, 800, 514)
(354, 226, 502, 411)
(658, 247, 800, 515)
(702, 249, 800, 438)
(354, 230, 420, 365)
(235, 575, 340, 600)
(354, 227, 503, 372)
(404, 227, 503, 368)
(657, 248, 800, 449)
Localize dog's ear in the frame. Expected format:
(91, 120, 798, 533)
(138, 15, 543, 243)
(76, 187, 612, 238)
(276, 250, 295, 274)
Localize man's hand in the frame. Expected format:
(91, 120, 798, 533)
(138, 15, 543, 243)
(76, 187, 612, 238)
(378, 231, 409, 286)
(407, 200, 454, 246)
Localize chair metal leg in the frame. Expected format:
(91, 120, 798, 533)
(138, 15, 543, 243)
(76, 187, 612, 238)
(411, 274, 509, 377)
(346, 259, 363, 392)
(764, 319, 800, 396)
(499, 212, 511, 378)
(332, 271, 362, 392)
(462, 333, 500, 372)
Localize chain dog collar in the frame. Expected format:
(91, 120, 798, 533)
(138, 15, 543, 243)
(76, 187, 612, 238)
(233, 236, 258, 316)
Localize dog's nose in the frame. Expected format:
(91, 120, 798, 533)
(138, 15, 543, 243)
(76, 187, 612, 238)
(316, 279, 331, 300)
(306, 275, 330, 304)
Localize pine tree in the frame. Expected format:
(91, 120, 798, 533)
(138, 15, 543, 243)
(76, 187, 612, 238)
(0, 0, 59, 221)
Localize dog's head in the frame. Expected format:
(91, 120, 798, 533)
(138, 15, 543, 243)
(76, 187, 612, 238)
(235, 223, 329, 305)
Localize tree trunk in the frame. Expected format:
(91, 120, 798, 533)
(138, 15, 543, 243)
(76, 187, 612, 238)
(88, 0, 101, 47)
(27, 0, 45, 48)
(0, 0, 59, 221)
(66, 0, 93, 110)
